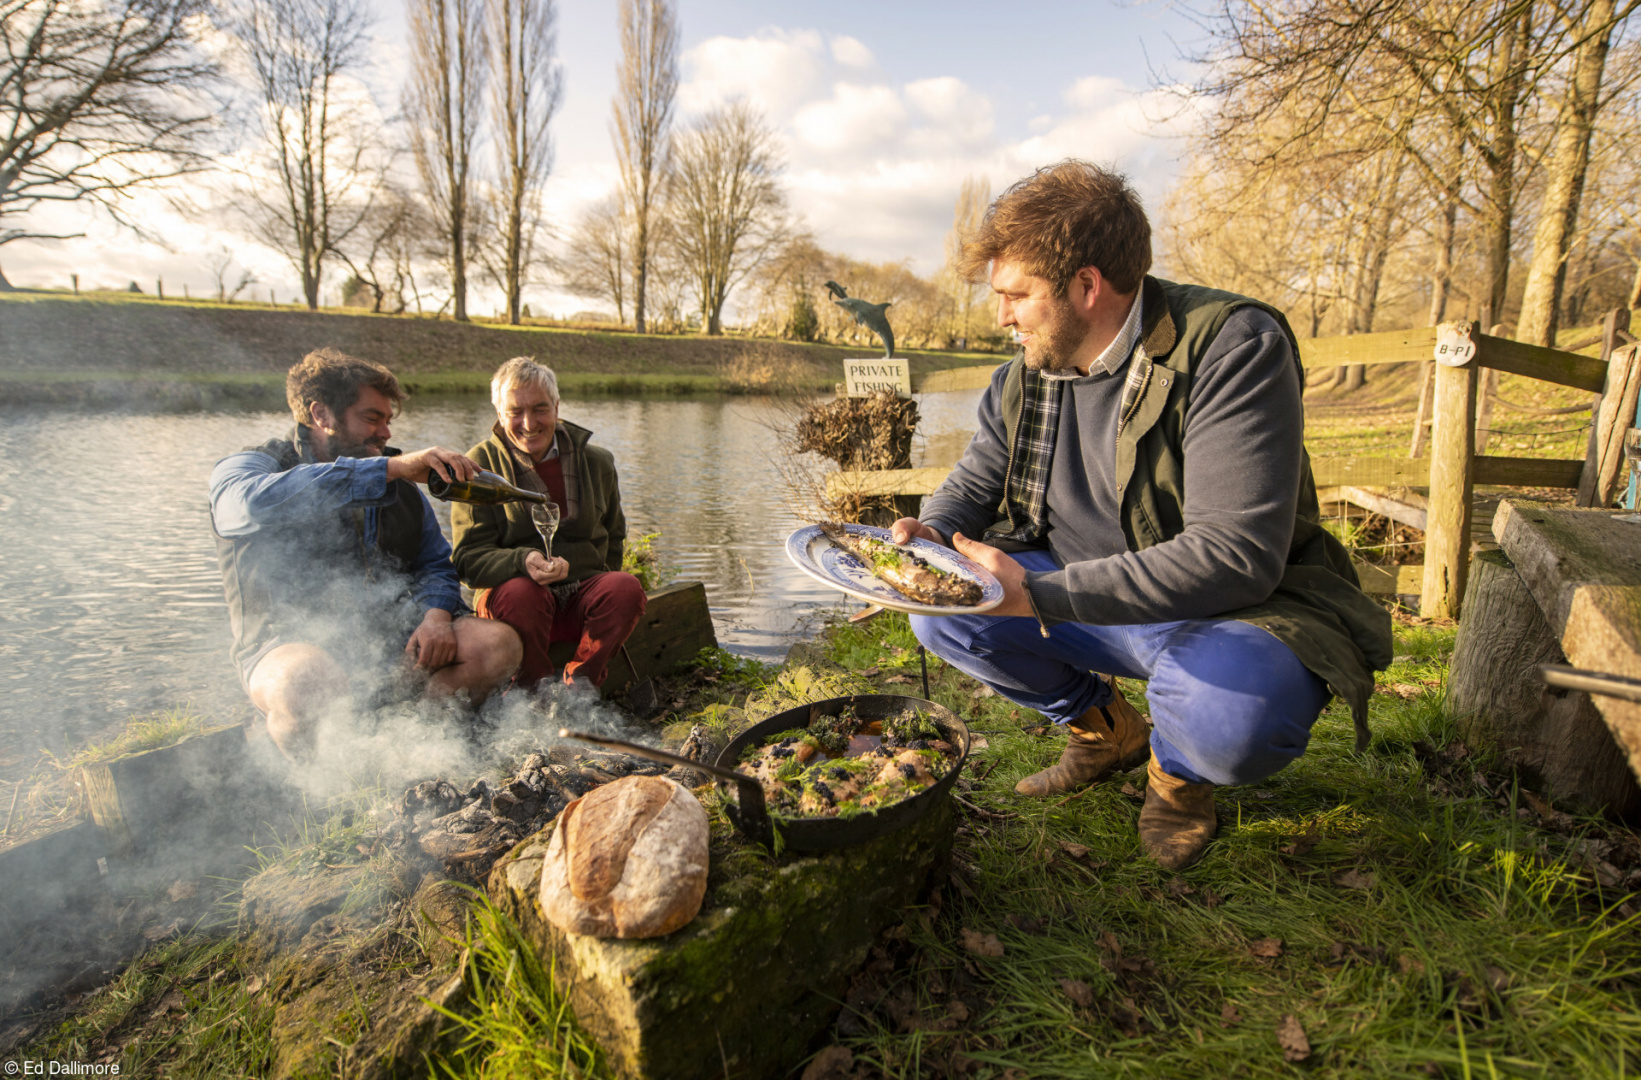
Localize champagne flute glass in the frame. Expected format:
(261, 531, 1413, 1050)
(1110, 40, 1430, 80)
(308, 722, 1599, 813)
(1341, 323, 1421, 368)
(531, 501, 560, 553)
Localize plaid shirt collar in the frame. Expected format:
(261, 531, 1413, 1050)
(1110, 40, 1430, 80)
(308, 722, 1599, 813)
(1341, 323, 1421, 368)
(1041, 290, 1144, 381)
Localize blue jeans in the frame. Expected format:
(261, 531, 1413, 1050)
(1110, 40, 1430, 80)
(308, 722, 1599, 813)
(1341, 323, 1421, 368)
(911, 550, 1331, 786)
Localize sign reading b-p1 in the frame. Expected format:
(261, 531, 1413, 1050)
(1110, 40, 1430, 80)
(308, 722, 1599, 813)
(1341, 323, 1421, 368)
(844, 358, 911, 398)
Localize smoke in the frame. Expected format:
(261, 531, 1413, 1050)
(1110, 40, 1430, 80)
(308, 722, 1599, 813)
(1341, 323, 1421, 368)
(286, 677, 659, 801)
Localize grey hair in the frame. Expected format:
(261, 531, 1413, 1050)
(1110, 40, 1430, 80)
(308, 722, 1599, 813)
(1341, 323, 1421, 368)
(491, 356, 559, 410)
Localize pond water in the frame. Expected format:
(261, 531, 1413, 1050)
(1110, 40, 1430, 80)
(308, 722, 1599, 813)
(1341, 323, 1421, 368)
(0, 391, 983, 786)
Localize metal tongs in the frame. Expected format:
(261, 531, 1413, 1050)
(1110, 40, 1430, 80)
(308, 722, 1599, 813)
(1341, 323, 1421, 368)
(557, 728, 775, 848)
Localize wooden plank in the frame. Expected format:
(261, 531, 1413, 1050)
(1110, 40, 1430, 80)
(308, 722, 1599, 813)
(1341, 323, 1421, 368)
(555, 581, 718, 696)
(1560, 585, 1641, 784)
(1337, 486, 1428, 530)
(1298, 327, 1438, 368)
(1475, 334, 1609, 393)
(1353, 562, 1424, 595)
(77, 724, 249, 860)
(0, 819, 106, 932)
(1471, 456, 1586, 488)
(827, 466, 951, 499)
(1423, 359, 1478, 618)
(1309, 457, 1430, 487)
(911, 364, 1002, 394)
(1492, 501, 1641, 636)
(1581, 344, 1641, 506)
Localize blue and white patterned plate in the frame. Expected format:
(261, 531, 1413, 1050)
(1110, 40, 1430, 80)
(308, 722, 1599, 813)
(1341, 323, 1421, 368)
(785, 523, 1004, 616)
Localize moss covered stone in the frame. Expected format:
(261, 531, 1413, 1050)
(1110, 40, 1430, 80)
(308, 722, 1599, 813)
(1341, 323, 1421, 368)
(488, 798, 954, 1080)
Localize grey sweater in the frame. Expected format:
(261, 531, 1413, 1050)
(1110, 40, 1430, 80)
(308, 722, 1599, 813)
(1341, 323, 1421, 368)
(920, 307, 1305, 627)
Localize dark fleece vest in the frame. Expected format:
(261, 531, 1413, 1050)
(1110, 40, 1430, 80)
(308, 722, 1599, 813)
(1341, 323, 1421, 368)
(215, 435, 426, 673)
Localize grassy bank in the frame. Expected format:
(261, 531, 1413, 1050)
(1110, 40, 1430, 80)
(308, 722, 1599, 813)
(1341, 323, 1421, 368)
(0, 291, 998, 407)
(14, 614, 1641, 1078)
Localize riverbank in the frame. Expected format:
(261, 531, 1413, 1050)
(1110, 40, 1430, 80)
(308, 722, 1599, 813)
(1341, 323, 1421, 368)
(0, 292, 998, 407)
(8, 613, 1641, 1078)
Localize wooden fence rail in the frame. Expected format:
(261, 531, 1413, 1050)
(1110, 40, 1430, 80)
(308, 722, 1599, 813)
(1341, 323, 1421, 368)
(883, 317, 1630, 618)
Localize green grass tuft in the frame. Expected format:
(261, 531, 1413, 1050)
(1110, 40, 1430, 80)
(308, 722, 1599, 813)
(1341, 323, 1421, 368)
(431, 894, 608, 1079)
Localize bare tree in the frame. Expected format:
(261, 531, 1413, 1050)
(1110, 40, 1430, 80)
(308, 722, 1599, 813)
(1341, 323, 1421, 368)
(0, 0, 218, 287)
(611, 0, 678, 333)
(1517, 0, 1632, 345)
(405, 0, 485, 321)
(484, 0, 560, 324)
(668, 102, 787, 335)
(208, 246, 256, 301)
(560, 191, 629, 322)
(334, 184, 432, 312)
(229, 0, 379, 310)
(939, 176, 991, 346)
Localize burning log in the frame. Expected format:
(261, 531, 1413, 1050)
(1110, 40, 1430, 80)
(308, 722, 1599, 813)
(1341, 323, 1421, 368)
(383, 747, 672, 884)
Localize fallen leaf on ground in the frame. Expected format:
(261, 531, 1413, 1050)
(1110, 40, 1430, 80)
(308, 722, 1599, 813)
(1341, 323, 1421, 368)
(1024, 725, 1049, 737)
(143, 920, 181, 942)
(859, 666, 880, 677)
(972, 685, 996, 698)
(1397, 954, 1426, 976)
(1167, 878, 1197, 899)
(1060, 841, 1091, 860)
(1376, 682, 1425, 699)
(960, 928, 1005, 957)
(166, 881, 199, 903)
(244, 975, 265, 995)
(801, 1045, 855, 1080)
(1005, 913, 1046, 935)
(1276, 1014, 1311, 1062)
(1058, 978, 1094, 1008)
(947, 1000, 971, 1022)
(1280, 827, 1321, 857)
(1335, 868, 1378, 890)
(1199, 885, 1225, 907)
(969, 736, 990, 751)
(1249, 938, 1284, 958)
(149, 990, 186, 1020)
(885, 674, 914, 685)
(1220, 1002, 1242, 1026)
(1119, 782, 1144, 800)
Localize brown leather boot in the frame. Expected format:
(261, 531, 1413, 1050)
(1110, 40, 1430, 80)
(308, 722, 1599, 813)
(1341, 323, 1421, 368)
(1138, 754, 1217, 870)
(1014, 678, 1150, 796)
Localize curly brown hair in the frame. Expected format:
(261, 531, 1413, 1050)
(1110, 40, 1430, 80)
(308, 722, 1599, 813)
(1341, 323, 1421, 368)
(957, 160, 1151, 295)
(285, 347, 405, 426)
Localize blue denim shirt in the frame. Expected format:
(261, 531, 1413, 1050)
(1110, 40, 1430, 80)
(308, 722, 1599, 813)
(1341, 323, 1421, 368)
(209, 443, 466, 617)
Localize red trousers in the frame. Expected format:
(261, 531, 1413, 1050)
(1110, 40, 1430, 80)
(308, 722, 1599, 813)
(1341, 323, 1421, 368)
(474, 572, 647, 688)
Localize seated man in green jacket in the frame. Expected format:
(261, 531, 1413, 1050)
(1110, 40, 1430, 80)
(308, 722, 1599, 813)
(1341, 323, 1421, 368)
(451, 357, 646, 690)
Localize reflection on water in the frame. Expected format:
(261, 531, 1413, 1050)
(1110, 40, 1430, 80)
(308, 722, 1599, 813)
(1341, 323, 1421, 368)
(0, 390, 983, 785)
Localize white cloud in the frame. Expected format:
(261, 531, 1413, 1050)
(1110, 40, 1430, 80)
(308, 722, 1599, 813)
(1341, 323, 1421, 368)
(829, 35, 875, 69)
(677, 29, 827, 117)
(793, 83, 907, 156)
(675, 30, 1185, 278)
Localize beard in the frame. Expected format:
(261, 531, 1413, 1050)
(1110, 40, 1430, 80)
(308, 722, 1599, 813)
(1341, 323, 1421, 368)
(1020, 301, 1090, 375)
(329, 432, 387, 459)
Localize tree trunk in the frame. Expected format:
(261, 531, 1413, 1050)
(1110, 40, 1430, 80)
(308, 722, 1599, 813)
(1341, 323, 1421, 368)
(1451, 550, 1641, 817)
(1516, 0, 1614, 348)
(633, 217, 649, 332)
(1476, 9, 1530, 326)
(0, 263, 13, 291)
(1429, 168, 1460, 326)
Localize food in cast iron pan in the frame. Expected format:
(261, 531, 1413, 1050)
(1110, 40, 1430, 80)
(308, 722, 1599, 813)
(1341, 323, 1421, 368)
(737, 705, 958, 819)
(818, 522, 984, 608)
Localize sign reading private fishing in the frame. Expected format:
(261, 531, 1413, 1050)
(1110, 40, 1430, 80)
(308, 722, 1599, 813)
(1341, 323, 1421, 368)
(844, 358, 911, 398)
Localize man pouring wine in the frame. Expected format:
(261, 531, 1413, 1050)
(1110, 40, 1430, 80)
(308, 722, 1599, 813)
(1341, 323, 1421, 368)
(209, 347, 523, 761)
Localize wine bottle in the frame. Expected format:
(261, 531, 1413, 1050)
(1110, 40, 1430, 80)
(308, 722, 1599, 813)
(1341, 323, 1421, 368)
(426, 470, 547, 505)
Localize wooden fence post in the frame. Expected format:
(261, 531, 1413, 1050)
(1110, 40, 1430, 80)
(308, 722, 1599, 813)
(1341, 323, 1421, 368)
(1422, 321, 1479, 619)
(1578, 308, 1633, 505)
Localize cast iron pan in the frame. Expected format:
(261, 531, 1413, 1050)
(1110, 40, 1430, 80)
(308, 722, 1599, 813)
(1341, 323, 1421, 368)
(713, 694, 970, 852)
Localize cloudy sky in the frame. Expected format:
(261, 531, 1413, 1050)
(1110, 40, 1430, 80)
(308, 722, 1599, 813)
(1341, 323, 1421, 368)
(4, 0, 1205, 315)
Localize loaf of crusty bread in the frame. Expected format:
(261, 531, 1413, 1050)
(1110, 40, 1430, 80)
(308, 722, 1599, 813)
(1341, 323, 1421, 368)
(538, 775, 709, 938)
